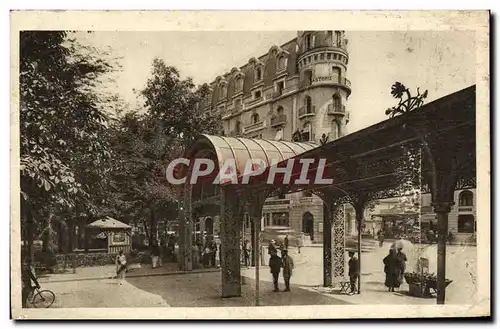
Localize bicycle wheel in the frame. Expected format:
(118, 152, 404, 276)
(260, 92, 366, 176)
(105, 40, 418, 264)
(31, 290, 55, 308)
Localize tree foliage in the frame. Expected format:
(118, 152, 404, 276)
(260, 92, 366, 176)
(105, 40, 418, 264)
(19, 31, 120, 255)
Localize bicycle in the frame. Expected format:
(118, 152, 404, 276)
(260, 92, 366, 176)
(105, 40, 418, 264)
(28, 286, 56, 308)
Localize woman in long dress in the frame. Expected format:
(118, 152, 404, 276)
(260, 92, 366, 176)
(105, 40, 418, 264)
(383, 248, 401, 292)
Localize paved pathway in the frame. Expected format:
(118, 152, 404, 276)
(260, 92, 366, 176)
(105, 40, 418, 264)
(43, 278, 169, 308)
(127, 271, 350, 307)
(243, 243, 478, 305)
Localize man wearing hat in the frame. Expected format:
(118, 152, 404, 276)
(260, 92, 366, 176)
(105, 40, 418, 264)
(348, 250, 359, 295)
(281, 249, 294, 292)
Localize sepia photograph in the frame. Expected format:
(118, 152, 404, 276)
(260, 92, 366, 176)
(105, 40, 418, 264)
(10, 10, 490, 319)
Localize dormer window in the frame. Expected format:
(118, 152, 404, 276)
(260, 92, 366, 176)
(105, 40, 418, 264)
(219, 84, 227, 99)
(235, 76, 244, 91)
(277, 55, 287, 71)
(255, 67, 263, 81)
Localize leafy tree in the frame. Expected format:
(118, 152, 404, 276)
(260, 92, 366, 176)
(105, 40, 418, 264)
(140, 58, 221, 144)
(105, 58, 222, 247)
(19, 31, 119, 260)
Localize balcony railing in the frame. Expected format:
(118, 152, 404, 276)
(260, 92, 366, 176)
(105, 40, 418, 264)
(247, 97, 263, 106)
(244, 121, 264, 132)
(272, 90, 283, 99)
(458, 206, 473, 212)
(327, 104, 346, 115)
(270, 114, 287, 127)
(298, 106, 316, 119)
(311, 76, 351, 88)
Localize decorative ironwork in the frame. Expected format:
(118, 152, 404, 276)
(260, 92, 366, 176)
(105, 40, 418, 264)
(220, 187, 244, 297)
(457, 177, 476, 190)
(333, 204, 346, 282)
(385, 82, 428, 118)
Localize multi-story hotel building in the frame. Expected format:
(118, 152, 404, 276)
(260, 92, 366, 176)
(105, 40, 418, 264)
(198, 31, 352, 243)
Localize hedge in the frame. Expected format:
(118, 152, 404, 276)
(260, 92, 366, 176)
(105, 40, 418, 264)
(34, 250, 152, 274)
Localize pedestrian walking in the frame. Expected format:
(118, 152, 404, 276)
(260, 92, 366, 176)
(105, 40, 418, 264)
(269, 252, 282, 292)
(116, 250, 127, 285)
(298, 233, 303, 254)
(151, 241, 160, 269)
(284, 235, 289, 250)
(243, 239, 251, 267)
(396, 247, 407, 275)
(209, 239, 217, 267)
(192, 243, 200, 269)
(281, 249, 294, 292)
(268, 239, 277, 256)
(383, 248, 401, 292)
(348, 251, 359, 295)
(377, 230, 385, 247)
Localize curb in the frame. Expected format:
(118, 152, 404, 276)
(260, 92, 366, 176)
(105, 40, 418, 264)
(39, 268, 221, 284)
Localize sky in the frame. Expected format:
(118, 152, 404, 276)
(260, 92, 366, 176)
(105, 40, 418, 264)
(76, 30, 476, 134)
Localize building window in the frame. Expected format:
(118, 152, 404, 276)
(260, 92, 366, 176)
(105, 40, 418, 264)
(272, 212, 289, 226)
(302, 122, 312, 141)
(328, 31, 333, 44)
(277, 55, 287, 71)
(459, 190, 473, 206)
(335, 31, 342, 47)
(254, 90, 262, 99)
(457, 215, 475, 233)
(332, 67, 341, 82)
(275, 80, 285, 95)
(305, 34, 312, 50)
(277, 106, 284, 115)
(332, 93, 342, 110)
(265, 213, 271, 227)
(235, 121, 242, 134)
(251, 113, 260, 124)
(305, 95, 313, 113)
(219, 85, 227, 99)
(235, 76, 243, 91)
(255, 67, 263, 81)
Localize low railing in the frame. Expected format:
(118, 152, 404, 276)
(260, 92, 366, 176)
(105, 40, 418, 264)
(270, 114, 287, 127)
(458, 206, 473, 212)
(244, 121, 264, 132)
(327, 104, 346, 114)
(298, 106, 316, 118)
(299, 197, 313, 203)
(265, 199, 291, 206)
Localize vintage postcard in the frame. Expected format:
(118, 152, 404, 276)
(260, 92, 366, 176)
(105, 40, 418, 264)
(10, 10, 490, 319)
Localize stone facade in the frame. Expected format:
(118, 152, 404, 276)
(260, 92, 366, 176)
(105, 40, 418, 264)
(199, 31, 352, 243)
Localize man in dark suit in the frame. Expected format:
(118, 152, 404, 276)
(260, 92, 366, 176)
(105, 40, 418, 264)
(348, 251, 359, 295)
